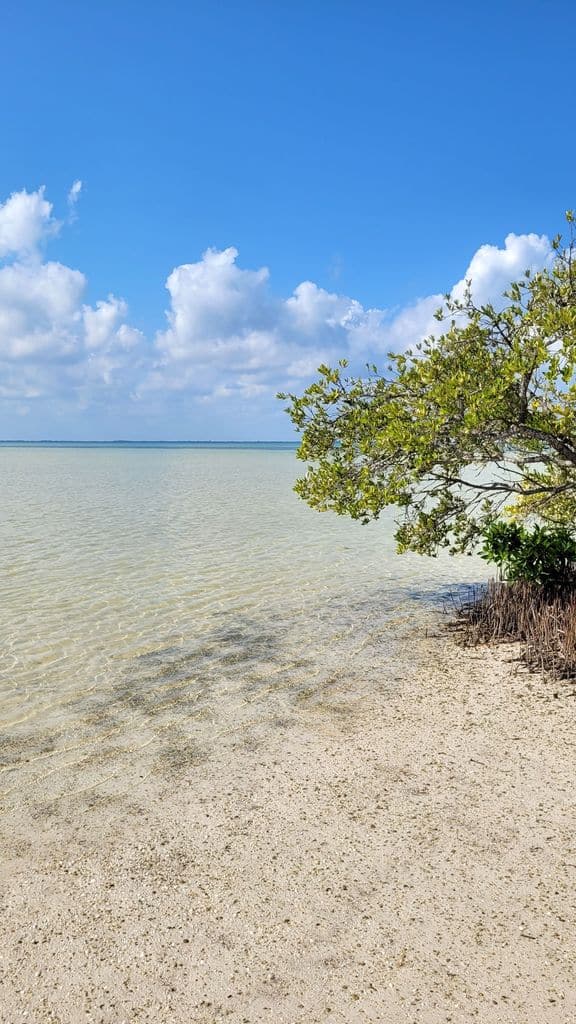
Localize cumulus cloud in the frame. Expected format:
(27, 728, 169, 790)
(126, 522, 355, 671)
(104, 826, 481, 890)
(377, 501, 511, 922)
(452, 231, 552, 305)
(83, 296, 139, 352)
(0, 184, 555, 428)
(0, 187, 59, 259)
(375, 230, 552, 353)
(157, 247, 273, 362)
(0, 187, 142, 407)
(147, 247, 390, 401)
(146, 231, 552, 402)
(0, 260, 85, 359)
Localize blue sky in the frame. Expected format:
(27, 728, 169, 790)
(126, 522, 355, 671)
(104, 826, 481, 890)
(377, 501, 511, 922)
(0, 0, 574, 439)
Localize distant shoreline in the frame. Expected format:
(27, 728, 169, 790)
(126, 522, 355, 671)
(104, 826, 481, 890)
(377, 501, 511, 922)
(0, 439, 300, 449)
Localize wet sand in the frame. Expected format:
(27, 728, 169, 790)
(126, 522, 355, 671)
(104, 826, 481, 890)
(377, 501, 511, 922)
(1, 635, 575, 1023)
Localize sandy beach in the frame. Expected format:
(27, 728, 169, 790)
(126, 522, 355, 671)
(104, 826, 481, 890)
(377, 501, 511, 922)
(1, 633, 575, 1024)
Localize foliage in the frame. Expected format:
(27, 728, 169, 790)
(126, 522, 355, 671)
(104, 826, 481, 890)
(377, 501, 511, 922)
(280, 213, 576, 555)
(479, 521, 576, 585)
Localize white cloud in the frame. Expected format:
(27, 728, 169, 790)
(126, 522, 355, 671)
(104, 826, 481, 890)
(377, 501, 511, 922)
(157, 247, 273, 362)
(451, 231, 552, 305)
(148, 247, 390, 400)
(0, 188, 142, 406)
(83, 296, 140, 352)
(0, 260, 85, 359)
(360, 230, 553, 354)
(284, 280, 363, 336)
(380, 294, 438, 350)
(67, 180, 83, 220)
(0, 185, 555, 427)
(148, 232, 552, 402)
(0, 187, 59, 259)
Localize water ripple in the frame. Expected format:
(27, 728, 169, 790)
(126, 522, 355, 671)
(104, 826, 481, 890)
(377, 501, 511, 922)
(0, 448, 488, 813)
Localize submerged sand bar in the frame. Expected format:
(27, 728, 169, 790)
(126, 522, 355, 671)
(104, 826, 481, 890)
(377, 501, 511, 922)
(1, 636, 575, 1023)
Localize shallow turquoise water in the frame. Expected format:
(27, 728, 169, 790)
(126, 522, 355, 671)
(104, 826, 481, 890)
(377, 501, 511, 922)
(0, 447, 487, 809)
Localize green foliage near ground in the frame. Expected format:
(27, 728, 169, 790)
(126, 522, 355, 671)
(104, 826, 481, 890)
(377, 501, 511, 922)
(280, 213, 576, 556)
(480, 521, 576, 586)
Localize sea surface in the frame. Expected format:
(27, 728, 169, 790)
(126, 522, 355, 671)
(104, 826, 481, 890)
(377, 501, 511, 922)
(0, 444, 488, 814)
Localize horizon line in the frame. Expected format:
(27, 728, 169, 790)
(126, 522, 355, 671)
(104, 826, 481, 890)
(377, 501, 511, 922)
(0, 438, 299, 444)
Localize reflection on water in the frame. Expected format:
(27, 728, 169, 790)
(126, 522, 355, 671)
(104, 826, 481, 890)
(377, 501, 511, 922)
(0, 448, 488, 812)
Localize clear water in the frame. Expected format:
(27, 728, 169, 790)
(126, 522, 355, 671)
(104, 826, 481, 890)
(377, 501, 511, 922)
(0, 446, 487, 813)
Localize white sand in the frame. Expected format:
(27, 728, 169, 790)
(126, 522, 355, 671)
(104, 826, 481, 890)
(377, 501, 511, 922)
(1, 636, 575, 1023)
